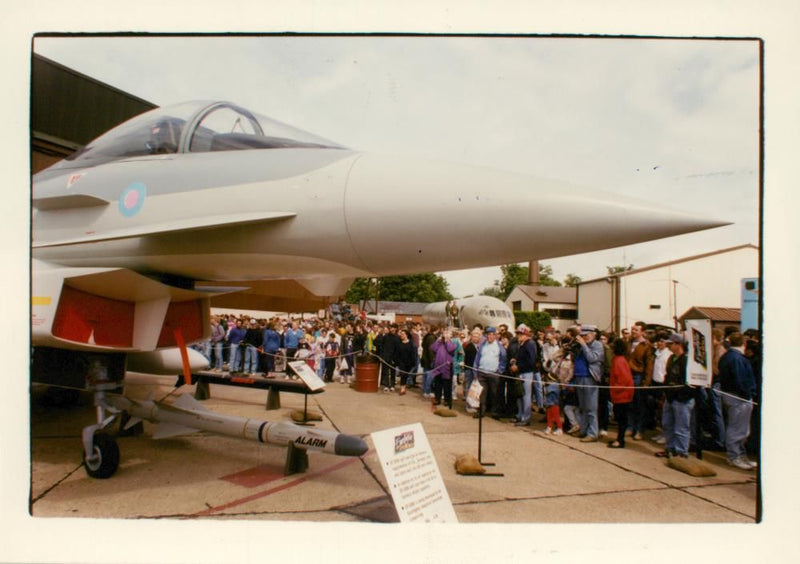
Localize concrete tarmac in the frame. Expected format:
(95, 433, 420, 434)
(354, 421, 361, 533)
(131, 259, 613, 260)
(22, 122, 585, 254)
(30, 372, 758, 523)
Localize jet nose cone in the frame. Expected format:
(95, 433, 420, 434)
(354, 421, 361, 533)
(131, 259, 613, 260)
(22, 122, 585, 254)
(344, 154, 728, 274)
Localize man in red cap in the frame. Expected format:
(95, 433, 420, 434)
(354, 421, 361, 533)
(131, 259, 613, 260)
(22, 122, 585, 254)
(512, 323, 539, 426)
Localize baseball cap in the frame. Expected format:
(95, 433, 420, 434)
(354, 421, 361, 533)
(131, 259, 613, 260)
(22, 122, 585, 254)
(667, 333, 686, 345)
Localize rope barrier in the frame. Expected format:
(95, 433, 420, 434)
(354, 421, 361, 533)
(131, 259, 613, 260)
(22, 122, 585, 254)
(212, 343, 759, 406)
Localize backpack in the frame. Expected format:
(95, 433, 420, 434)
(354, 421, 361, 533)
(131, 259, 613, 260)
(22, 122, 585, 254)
(551, 357, 574, 384)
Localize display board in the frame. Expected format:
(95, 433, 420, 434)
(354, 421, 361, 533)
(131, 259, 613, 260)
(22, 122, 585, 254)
(371, 422, 457, 523)
(686, 319, 713, 388)
(288, 360, 326, 391)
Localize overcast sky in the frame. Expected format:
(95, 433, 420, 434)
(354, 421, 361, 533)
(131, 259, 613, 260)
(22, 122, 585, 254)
(33, 34, 759, 297)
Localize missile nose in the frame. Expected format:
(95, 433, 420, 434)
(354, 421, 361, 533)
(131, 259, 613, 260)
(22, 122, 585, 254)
(334, 433, 369, 457)
(344, 153, 729, 273)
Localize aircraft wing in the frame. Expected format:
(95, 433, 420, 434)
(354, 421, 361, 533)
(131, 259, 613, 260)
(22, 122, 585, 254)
(202, 277, 354, 314)
(32, 211, 296, 249)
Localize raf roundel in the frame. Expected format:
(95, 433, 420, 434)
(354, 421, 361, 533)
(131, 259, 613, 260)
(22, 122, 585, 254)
(119, 182, 147, 217)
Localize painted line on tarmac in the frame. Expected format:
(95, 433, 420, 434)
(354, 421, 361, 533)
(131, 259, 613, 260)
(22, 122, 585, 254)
(193, 451, 373, 516)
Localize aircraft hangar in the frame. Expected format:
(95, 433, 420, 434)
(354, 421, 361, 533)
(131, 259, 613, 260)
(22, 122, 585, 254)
(31, 53, 156, 174)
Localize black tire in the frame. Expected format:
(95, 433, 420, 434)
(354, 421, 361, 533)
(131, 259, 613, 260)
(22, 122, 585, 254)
(83, 433, 120, 479)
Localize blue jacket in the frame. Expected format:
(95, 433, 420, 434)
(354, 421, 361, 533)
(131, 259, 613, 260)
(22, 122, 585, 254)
(575, 339, 604, 382)
(227, 326, 246, 346)
(473, 339, 507, 375)
(262, 329, 281, 353)
(283, 328, 303, 349)
(718, 348, 757, 400)
(515, 339, 538, 374)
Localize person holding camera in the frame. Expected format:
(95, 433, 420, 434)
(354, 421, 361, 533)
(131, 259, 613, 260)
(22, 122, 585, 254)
(430, 327, 457, 409)
(572, 325, 605, 442)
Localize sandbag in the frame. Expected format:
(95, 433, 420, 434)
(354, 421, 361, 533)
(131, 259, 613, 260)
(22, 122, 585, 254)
(290, 409, 323, 422)
(454, 453, 486, 475)
(667, 456, 717, 477)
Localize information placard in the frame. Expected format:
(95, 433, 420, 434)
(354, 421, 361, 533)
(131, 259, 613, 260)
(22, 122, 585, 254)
(686, 319, 713, 388)
(371, 423, 457, 523)
(288, 360, 326, 391)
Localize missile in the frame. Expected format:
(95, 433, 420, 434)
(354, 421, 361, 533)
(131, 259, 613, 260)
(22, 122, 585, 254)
(105, 393, 368, 458)
(127, 347, 209, 375)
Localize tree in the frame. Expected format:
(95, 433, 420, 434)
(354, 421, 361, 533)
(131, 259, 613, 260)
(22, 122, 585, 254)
(345, 273, 453, 304)
(513, 310, 552, 333)
(482, 263, 528, 301)
(481, 284, 503, 299)
(564, 273, 582, 287)
(344, 278, 374, 304)
(481, 262, 562, 301)
(606, 264, 634, 275)
(537, 264, 562, 287)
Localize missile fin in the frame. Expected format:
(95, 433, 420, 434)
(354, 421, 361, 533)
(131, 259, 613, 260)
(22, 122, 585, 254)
(153, 422, 200, 439)
(123, 416, 143, 430)
(172, 393, 208, 412)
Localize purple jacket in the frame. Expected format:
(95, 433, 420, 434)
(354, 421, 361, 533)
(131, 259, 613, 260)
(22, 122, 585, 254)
(430, 338, 457, 379)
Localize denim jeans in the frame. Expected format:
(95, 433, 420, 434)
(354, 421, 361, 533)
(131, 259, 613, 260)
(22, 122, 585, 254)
(422, 370, 434, 395)
(229, 343, 242, 372)
(203, 340, 212, 366)
(574, 376, 598, 437)
(243, 345, 259, 374)
(709, 382, 726, 448)
(516, 372, 534, 423)
(663, 397, 695, 456)
(532, 371, 544, 409)
(212, 341, 223, 369)
(630, 373, 644, 433)
(722, 393, 753, 461)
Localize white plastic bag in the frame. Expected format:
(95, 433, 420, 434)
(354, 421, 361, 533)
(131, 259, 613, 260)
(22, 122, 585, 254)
(466, 379, 483, 409)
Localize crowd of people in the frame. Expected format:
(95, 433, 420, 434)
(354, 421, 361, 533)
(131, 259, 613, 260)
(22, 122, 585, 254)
(197, 313, 761, 470)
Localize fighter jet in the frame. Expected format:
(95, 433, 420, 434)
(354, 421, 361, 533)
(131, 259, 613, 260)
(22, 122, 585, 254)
(31, 100, 727, 477)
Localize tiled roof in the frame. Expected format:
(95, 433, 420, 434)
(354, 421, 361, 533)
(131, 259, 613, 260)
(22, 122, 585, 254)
(680, 307, 741, 323)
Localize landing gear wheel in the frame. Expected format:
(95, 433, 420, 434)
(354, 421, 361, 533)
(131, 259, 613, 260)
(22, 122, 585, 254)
(83, 433, 120, 479)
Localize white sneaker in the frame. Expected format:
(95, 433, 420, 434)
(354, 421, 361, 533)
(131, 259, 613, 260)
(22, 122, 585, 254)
(552, 428, 563, 436)
(656, 436, 666, 445)
(599, 429, 608, 437)
(727, 457, 754, 470)
(544, 427, 552, 434)
(390, 387, 396, 393)
(383, 387, 389, 393)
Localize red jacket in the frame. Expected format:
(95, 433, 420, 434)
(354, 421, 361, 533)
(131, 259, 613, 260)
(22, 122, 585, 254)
(610, 355, 634, 404)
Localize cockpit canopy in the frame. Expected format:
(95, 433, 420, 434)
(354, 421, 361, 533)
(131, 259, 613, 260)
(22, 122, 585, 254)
(53, 101, 345, 169)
